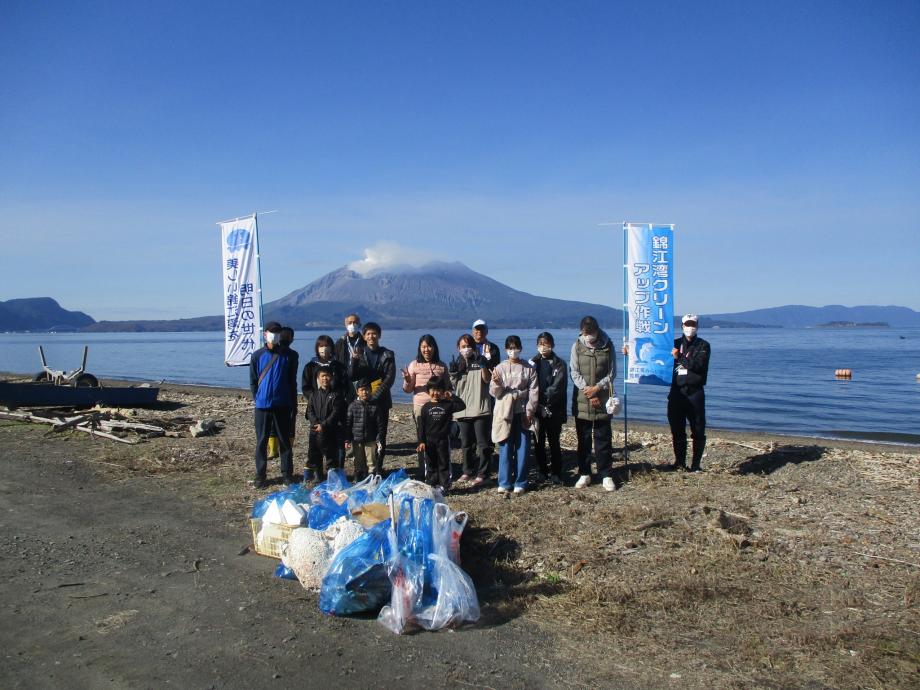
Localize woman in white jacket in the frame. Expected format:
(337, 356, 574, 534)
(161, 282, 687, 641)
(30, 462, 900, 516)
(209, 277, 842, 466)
(489, 335, 538, 494)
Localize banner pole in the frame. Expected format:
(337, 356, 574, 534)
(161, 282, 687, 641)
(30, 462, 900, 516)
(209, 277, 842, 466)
(622, 222, 630, 472)
(253, 213, 265, 334)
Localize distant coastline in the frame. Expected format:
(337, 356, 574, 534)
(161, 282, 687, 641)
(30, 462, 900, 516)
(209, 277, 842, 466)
(815, 321, 890, 329)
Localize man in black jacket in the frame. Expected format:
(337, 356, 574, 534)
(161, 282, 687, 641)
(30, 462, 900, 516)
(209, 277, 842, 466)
(350, 322, 395, 473)
(333, 313, 364, 401)
(668, 314, 711, 471)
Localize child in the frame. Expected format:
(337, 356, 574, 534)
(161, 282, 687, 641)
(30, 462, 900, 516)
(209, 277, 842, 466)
(306, 369, 344, 482)
(416, 375, 466, 492)
(345, 379, 381, 480)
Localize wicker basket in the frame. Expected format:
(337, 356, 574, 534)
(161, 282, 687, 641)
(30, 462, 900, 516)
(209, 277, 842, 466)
(250, 518, 297, 559)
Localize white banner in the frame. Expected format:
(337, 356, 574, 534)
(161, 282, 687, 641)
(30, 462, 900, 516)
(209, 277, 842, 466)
(220, 215, 262, 366)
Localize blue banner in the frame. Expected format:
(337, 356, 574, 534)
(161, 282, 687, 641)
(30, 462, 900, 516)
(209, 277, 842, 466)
(625, 223, 674, 385)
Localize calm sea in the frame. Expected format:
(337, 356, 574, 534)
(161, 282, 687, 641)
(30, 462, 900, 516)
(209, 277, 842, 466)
(2, 328, 919, 445)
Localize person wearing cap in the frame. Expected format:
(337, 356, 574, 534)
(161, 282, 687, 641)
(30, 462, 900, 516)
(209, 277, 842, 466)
(249, 321, 299, 488)
(471, 319, 501, 368)
(668, 314, 711, 471)
(266, 325, 300, 463)
(472, 319, 501, 465)
(570, 315, 617, 492)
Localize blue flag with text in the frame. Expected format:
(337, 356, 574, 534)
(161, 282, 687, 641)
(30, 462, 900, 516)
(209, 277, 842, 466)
(625, 223, 674, 385)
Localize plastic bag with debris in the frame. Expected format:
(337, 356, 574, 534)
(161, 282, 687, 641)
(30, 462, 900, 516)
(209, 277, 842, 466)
(318, 518, 393, 616)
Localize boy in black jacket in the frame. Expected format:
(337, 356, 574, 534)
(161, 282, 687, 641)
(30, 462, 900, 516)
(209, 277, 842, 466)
(416, 376, 466, 492)
(344, 380, 381, 480)
(306, 369, 344, 482)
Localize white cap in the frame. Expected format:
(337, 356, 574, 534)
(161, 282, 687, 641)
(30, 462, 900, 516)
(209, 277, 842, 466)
(681, 314, 699, 325)
(472, 319, 487, 329)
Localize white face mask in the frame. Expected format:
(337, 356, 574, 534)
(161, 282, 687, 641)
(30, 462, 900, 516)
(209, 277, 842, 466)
(506, 349, 521, 360)
(459, 347, 473, 358)
(346, 323, 359, 335)
(318, 346, 331, 358)
(683, 326, 698, 338)
(265, 332, 281, 345)
(538, 345, 552, 356)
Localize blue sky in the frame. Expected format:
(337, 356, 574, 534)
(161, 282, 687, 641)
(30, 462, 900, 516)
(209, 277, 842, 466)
(1, 1, 918, 320)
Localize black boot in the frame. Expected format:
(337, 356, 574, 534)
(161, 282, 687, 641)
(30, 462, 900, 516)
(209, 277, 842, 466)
(689, 436, 706, 472)
(672, 438, 687, 470)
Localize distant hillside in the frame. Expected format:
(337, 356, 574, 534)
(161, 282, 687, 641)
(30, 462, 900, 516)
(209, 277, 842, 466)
(705, 305, 920, 328)
(0, 297, 95, 332)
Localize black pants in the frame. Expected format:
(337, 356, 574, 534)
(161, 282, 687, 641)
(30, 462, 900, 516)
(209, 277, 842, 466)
(575, 417, 612, 477)
(534, 414, 564, 477)
(254, 406, 294, 480)
(667, 388, 706, 467)
(457, 416, 491, 478)
(307, 428, 341, 475)
(424, 437, 451, 488)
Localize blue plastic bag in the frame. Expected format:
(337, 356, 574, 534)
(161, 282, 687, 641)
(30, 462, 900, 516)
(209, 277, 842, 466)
(371, 468, 409, 503)
(251, 484, 312, 518)
(308, 473, 380, 530)
(318, 519, 393, 616)
(274, 562, 298, 580)
(378, 497, 479, 633)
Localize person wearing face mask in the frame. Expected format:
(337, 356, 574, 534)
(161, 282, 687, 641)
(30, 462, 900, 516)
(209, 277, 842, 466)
(302, 335, 347, 397)
(249, 321, 299, 488)
(334, 313, 365, 400)
(449, 333, 492, 486)
(472, 319, 501, 463)
(570, 315, 616, 492)
(529, 332, 568, 485)
(402, 334, 448, 479)
(668, 314, 711, 471)
(301, 335, 347, 477)
(489, 335, 538, 494)
(350, 322, 396, 473)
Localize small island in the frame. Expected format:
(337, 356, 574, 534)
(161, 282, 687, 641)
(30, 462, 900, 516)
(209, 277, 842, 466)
(816, 321, 889, 328)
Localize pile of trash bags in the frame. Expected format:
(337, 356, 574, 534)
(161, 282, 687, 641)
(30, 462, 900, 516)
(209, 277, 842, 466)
(250, 469, 480, 633)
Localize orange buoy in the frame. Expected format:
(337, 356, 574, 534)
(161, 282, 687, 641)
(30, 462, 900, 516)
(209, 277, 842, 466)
(834, 368, 852, 378)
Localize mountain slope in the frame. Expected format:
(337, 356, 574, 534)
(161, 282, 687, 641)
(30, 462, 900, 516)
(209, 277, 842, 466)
(266, 261, 623, 329)
(705, 304, 920, 328)
(0, 297, 95, 331)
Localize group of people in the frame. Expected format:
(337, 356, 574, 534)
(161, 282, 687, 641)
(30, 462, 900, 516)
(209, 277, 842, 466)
(248, 313, 711, 495)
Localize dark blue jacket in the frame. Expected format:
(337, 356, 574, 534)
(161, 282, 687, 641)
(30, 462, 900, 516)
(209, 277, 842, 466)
(250, 346, 298, 409)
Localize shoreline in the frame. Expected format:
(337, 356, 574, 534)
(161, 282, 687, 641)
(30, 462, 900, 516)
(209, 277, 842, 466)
(3, 371, 917, 452)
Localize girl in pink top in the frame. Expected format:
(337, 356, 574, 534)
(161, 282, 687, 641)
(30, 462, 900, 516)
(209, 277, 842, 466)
(402, 334, 448, 478)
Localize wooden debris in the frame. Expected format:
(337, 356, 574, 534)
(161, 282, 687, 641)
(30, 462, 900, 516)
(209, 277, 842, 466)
(0, 408, 164, 444)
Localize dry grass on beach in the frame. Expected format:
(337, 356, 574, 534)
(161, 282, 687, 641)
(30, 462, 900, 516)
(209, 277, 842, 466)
(3, 382, 918, 688)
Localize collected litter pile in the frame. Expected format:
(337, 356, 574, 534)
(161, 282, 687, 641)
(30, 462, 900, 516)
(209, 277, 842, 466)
(250, 469, 480, 633)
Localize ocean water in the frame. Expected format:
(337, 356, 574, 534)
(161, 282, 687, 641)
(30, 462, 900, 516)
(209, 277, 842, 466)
(2, 328, 919, 444)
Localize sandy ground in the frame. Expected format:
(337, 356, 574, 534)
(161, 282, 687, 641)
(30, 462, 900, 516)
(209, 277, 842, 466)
(1, 381, 918, 689)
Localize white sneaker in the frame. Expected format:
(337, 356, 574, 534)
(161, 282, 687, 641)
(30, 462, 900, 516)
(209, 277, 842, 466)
(513, 486, 526, 494)
(575, 474, 591, 489)
(496, 486, 509, 494)
(602, 477, 616, 492)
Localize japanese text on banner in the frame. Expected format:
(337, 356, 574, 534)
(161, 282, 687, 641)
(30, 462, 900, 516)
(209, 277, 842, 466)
(625, 224, 674, 385)
(220, 216, 261, 366)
